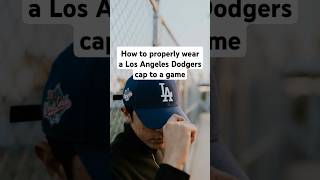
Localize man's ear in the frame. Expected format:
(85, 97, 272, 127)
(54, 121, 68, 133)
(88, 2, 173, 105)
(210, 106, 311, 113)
(121, 107, 132, 122)
(35, 141, 50, 162)
(34, 141, 66, 179)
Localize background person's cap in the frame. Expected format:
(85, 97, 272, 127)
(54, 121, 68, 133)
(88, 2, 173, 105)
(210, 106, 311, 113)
(123, 76, 188, 129)
(42, 44, 109, 179)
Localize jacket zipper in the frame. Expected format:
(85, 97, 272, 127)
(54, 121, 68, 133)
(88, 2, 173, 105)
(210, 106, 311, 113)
(152, 153, 160, 168)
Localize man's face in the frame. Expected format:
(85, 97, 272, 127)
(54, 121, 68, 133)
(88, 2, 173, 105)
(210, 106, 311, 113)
(130, 111, 164, 150)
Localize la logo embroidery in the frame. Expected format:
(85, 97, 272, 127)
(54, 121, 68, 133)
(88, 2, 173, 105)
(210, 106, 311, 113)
(159, 83, 173, 102)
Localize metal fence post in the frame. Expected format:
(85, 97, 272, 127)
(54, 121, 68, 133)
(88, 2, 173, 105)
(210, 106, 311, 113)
(153, 0, 160, 46)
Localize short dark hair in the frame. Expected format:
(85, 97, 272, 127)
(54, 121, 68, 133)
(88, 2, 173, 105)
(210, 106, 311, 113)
(47, 137, 76, 180)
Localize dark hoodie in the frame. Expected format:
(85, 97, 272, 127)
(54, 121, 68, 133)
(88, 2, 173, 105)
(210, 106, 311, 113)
(111, 124, 189, 180)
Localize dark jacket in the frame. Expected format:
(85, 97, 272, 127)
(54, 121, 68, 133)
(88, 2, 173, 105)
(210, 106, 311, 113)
(111, 125, 189, 180)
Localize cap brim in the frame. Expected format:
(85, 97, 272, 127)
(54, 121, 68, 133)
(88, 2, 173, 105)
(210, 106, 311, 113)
(72, 144, 109, 180)
(135, 106, 189, 129)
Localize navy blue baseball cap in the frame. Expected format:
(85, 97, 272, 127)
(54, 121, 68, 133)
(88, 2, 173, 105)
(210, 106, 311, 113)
(42, 44, 109, 179)
(123, 76, 188, 129)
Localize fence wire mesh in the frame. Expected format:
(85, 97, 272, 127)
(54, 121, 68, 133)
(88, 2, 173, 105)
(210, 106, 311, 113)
(110, 0, 154, 92)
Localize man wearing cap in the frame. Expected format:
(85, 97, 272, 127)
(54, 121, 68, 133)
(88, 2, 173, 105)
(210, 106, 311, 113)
(111, 77, 197, 180)
(32, 44, 247, 180)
